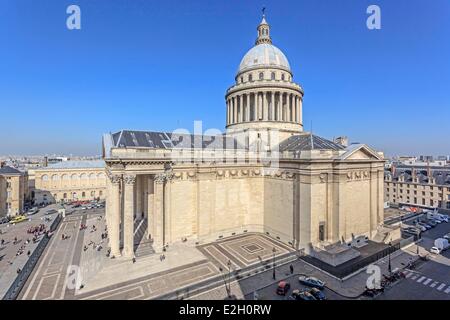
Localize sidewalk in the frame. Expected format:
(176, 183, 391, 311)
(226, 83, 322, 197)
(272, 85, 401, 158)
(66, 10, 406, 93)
(187, 244, 423, 300)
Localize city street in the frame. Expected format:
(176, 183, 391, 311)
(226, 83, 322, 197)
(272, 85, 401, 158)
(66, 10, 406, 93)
(377, 220, 450, 300)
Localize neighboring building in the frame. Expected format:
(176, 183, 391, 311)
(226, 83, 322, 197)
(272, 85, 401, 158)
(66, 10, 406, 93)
(32, 160, 107, 205)
(385, 165, 450, 212)
(101, 14, 385, 261)
(0, 163, 26, 217)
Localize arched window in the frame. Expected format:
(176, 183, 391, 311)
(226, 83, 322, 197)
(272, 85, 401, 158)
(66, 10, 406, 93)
(42, 175, 49, 181)
(89, 173, 96, 180)
(99, 191, 103, 196)
(71, 174, 79, 180)
(97, 173, 105, 179)
(52, 175, 59, 181)
(62, 174, 69, 180)
(271, 72, 275, 80)
(248, 74, 253, 82)
(240, 77, 243, 83)
(80, 173, 88, 180)
(82, 192, 86, 198)
(259, 72, 264, 80)
(63, 193, 67, 199)
(91, 191, 95, 197)
(281, 73, 285, 81)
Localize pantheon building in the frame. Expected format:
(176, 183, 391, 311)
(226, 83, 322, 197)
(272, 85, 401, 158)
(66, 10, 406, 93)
(102, 15, 385, 261)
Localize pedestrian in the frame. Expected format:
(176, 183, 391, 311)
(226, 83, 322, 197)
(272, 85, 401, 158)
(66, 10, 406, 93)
(290, 265, 294, 274)
(132, 256, 136, 264)
(27, 250, 31, 257)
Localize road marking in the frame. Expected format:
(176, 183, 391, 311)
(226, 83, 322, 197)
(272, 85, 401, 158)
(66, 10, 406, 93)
(423, 278, 432, 285)
(437, 284, 446, 291)
(445, 287, 450, 294)
(410, 275, 418, 280)
(430, 281, 439, 288)
(417, 276, 426, 283)
(405, 272, 413, 278)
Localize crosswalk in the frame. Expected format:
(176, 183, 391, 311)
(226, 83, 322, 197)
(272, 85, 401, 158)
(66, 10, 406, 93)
(404, 270, 450, 295)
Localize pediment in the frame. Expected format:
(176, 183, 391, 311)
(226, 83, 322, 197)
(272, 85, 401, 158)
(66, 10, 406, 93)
(340, 144, 383, 161)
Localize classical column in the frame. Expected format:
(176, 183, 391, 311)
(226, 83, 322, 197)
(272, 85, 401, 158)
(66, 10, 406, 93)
(146, 176, 154, 240)
(296, 96, 300, 124)
(136, 175, 142, 220)
(288, 94, 293, 122)
(262, 91, 266, 120)
(226, 99, 230, 125)
(277, 92, 282, 121)
(271, 91, 275, 121)
(299, 97, 303, 125)
(238, 95, 243, 123)
(123, 174, 136, 258)
(153, 174, 165, 251)
(260, 92, 264, 120)
(282, 93, 286, 121)
(246, 93, 250, 122)
(109, 174, 121, 257)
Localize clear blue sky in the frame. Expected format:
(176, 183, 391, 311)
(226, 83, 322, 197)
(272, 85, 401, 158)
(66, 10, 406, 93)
(1, 0, 449, 157)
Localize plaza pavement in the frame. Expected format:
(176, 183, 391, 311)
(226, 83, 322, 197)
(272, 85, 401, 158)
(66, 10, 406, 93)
(0, 205, 58, 298)
(17, 208, 441, 300)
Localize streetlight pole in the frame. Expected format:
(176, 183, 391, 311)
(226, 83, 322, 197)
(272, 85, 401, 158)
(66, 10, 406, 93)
(388, 241, 392, 275)
(227, 260, 232, 297)
(219, 267, 229, 298)
(272, 247, 276, 280)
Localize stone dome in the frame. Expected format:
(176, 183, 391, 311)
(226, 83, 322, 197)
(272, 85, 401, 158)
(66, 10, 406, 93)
(238, 44, 291, 74)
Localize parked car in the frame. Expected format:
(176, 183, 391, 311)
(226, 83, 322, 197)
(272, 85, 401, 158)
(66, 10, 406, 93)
(298, 276, 325, 289)
(45, 209, 57, 215)
(430, 219, 442, 225)
(416, 222, 432, 230)
(434, 238, 449, 251)
(309, 288, 326, 300)
(276, 281, 291, 296)
(430, 247, 441, 255)
(0, 217, 10, 224)
(27, 207, 39, 215)
(443, 233, 450, 240)
(413, 224, 427, 232)
(291, 289, 316, 300)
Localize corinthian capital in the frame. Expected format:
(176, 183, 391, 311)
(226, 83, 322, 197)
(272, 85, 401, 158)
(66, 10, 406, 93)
(124, 174, 136, 185)
(109, 174, 122, 184)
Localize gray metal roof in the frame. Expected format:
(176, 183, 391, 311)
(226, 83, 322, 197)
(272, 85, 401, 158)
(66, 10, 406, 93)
(279, 133, 345, 152)
(0, 166, 23, 175)
(386, 166, 450, 186)
(38, 160, 105, 170)
(112, 130, 244, 150)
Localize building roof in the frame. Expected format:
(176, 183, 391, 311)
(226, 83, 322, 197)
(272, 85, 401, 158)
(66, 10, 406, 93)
(386, 166, 450, 186)
(37, 160, 105, 170)
(238, 43, 291, 74)
(0, 165, 23, 175)
(279, 133, 345, 152)
(110, 130, 244, 150)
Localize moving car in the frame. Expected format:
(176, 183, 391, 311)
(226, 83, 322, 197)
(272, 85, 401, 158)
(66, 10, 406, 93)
(291, 289, 316, 301)
(416, 222, 432, 230)
(276, 281, 291, 296)
(309, 288, 326, 300)
(9, 215, 28, 224)
(298, 276, 325, 289)
(430, 247, 441, 255)
(27, 207, 39, 215)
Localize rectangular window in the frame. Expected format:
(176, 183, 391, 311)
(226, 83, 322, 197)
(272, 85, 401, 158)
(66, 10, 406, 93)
(319, 223, 325, 242)
(422, 199, 426, 205)
(430, 199, 434, 206)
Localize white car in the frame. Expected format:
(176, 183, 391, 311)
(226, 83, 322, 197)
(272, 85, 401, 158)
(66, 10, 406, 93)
(430, 247, 441, 255)
(444, 233, 450, 240)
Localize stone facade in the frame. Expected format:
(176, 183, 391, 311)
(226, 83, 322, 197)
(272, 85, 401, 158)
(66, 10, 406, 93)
(102, 15, 385, 259)
(0, 165, 26, 217)
(31, 161, 107, 205)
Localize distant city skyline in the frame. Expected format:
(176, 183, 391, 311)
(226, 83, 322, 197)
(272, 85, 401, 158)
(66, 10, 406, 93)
(1, 0, 449, 156)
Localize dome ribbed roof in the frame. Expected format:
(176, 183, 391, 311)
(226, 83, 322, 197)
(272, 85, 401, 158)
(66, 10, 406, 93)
(238, 43, 291, 74)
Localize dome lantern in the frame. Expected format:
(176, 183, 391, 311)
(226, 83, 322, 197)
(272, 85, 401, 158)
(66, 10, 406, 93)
(256, 9, 272, 45)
